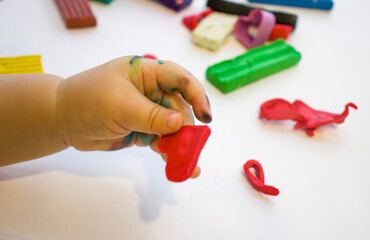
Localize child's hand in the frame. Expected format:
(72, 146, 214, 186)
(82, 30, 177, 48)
(57, 56, 212, 178)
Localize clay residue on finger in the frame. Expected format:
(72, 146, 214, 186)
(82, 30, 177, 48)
(193, 95, 212, 123)
(179, 77, 190, 100)
(148, 86, 164, 104)
(129, 56, 143, 78)
(138, 133, 156, 146)
(129, 55, 143, 65)
(200, 111, 212, 123)
(203, 95, 212, 123)
(160, 97, 173, 109)
(205, 95, 211, 108)
(122, 131, 138, 147)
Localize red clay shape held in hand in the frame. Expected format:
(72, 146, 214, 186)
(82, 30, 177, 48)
(244, 160, 279, 196)
(158, 125, 211, 182)
(260, 98, 357, 136)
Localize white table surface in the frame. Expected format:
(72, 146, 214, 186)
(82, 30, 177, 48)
(1, 0, 370, 239)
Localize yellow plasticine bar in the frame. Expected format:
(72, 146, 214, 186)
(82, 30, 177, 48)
(192, 12, 238, 51)
(0, 55, 44, 74)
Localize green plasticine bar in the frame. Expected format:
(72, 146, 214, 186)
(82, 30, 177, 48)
(206, 40, 301, 93)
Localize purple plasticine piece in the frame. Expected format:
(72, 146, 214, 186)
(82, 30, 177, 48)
(156, 0, 192, 12)
(234, 9, 276, 49)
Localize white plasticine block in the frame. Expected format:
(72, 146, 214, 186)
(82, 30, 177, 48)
(191, 12, 238, 51)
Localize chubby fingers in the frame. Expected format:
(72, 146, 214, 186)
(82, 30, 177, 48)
(154, 60, 212, 124)
(160, 93, 194, 125)
(114, 82, 183, 136)
(125, 56, 212, 124)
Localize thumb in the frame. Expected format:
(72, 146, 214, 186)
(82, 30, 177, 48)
(117, 86, 183, 136)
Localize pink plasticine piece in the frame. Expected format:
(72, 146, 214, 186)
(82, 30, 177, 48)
(234, 9, 276, 49)
(158, 125, 211, 182)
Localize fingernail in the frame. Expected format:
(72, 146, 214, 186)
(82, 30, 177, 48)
(166, 112, 181, 129)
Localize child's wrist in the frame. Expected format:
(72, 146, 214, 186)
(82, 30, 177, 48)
(56, 78, 71, 148)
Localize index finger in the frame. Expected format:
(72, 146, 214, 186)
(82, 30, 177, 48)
(153, 60, 212, 124)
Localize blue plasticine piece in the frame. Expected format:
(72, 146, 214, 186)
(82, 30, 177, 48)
(248, 0, 333, 11)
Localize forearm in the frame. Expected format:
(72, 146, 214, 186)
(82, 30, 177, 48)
(0, 74, 68, 166)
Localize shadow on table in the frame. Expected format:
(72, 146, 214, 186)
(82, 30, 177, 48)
(0, 147, 176, 223)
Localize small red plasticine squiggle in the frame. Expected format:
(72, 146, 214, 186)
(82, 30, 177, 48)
(243, 160, 280, 196)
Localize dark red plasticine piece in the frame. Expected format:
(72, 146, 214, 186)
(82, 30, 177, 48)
(182, 8, 213, 31)
(243, 160, 279, 196)
(143, 54, 157, 60)
(260, 98, 357, 136)
(158, 125, 211, 182)
(55, 0, 97, 28)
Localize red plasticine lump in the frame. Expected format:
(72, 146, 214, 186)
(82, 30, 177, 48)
(143, 54, 157, 59)
(260, 98, 358, 136)
(182, 8, 213, 31)
(269, 24, 293, 41)
(243, 160, 279, 196)
(158, 125, 211, 182)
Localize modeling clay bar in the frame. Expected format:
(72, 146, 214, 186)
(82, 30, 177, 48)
(158, 125, 211, 182)
(0, 55, 43, 74)
(248, 0, 333, 11)
(192, 12, 238, 51)
(206, 39, 301, 93)
(55, 0, 97, 28)
(207, 0, 298, 30)
(155, 0, 192, 12)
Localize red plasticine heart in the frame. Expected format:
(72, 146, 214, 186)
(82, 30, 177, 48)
(260, 98, 357, 136)
(243, 160, 279, 196)
(158, 125, 211, 182)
